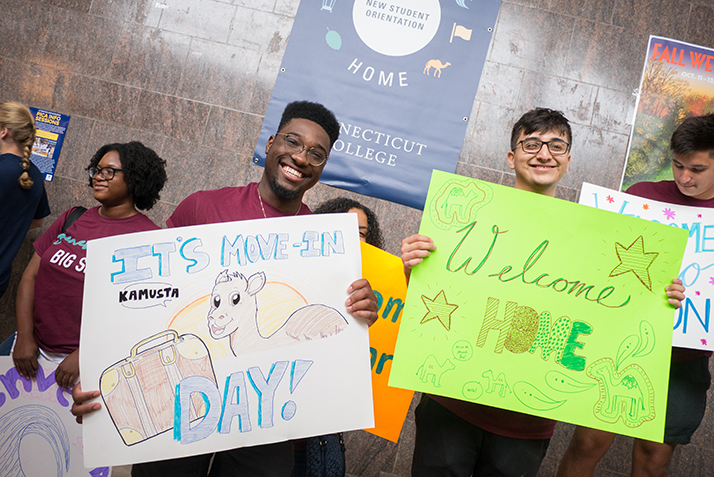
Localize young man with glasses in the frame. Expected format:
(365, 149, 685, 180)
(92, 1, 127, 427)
(400, 108, 685, 477)
(72, 100, 378, 477)
(400, 108, 573, 477)
(557, 114, 714, 477)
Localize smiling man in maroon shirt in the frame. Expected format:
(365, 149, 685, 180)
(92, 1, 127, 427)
(73, 101, 379, 477)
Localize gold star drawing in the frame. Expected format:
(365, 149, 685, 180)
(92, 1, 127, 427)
(609, 235, 659, 291)
(421, 290, 458, 331)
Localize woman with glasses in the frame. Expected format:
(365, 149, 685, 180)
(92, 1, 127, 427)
(9, 142, 167, 389)
(0, 102, 50, 301)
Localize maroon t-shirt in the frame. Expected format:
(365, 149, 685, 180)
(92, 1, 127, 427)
(33, 207, 159, 353)
(166, 183, 311, 228)
(626, 180, 714, 363)
(170, 183, 314, 452)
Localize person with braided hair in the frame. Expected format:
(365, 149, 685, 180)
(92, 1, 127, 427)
(0, 101, 50, 299)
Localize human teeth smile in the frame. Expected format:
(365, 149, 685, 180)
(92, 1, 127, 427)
(282, 164, 304, 179)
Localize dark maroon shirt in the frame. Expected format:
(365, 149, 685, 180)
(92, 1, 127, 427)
(33, 207, 159, 353)
(166, 182, 311, 228)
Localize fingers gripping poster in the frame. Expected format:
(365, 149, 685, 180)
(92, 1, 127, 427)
(581, 183, 714, 351)
(389, 171, 688, 442)
(0, 357, 109, 477)
(80, 214, 373, 467)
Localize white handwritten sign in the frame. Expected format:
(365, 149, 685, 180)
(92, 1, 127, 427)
(580, 183, 714, 350)
(80, 214, 373, 467)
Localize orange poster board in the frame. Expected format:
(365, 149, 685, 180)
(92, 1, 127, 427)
(361, 241, 413, 442)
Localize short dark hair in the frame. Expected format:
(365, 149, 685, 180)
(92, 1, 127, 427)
(510, 108, 572, 151)
(86, 142, 167, 210)
(670, 113, 714, 157)
(314, 197, 384, 249)
(277, 101, 340, 149)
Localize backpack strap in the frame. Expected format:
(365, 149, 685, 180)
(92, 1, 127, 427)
(62, 207, 88, 234)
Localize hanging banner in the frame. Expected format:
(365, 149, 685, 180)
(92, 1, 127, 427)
(0, 358, 110, 477)
(361, 241, 411, 442)
(620, 36, 714, 191)
(580, 182, 714, 351)
(29, 107, 70, 182)
(79, 214, 373, 467)
(254, 0, 502, 210)
(389, 170, 688, 442)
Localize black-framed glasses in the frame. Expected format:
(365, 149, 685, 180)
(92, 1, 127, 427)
(89, 166, 124, 180)
(276, 133, 329, 166)
(514, 139, 570, 156)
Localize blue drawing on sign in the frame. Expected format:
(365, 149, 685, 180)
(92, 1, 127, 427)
(282, 400, 297, 420)
(679, 262, 714, 287)
(675, 298, 710, 334)
(248, 361, 289, 428)
(179, 238, 210, 274)
(174, 376, 221, 445)
(218, 372, 251, 434)
(172, 360, 312, 444)
(290, 360, 313, 393)
(454, 0, 472, 8)
(0, 404, 70, 477)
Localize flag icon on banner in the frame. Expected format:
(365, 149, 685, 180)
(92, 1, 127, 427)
(450, 23, 472, 42)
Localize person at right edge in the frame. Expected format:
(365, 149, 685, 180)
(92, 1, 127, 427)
(400, 108, 686, 477)
(557, 114, 714, 477)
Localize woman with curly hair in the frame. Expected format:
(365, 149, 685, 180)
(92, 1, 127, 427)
(313, 197, 384, 249)
(0, 102, 50, 299)
(9, 142, 167, 389)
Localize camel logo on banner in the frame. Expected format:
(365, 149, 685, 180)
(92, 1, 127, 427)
(253, 0, 502, 210)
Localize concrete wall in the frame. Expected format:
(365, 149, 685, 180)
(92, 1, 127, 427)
(2, 0, 714, 475)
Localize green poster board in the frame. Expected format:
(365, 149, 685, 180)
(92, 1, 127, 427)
(389, 171, 688, 441)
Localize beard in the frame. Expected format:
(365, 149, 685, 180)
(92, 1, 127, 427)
(269, 175, 300, 201)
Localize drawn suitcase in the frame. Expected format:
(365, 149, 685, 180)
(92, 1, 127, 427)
(100, 330, 217, 445)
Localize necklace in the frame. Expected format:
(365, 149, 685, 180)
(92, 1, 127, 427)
(257, 187, 301, 218)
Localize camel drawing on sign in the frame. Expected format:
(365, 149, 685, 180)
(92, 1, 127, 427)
(416, 355, 455, 387)
(586, 357, 655, 427)
(207, 270, 348, 356)
(442, 187, 477, 222)
(481, 369, 509, 397)
(423, 59, 451, 78)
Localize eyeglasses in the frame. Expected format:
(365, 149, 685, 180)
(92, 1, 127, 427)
(89, 166, 124, 180)
(514, 139, 570, 156)
(276, 133, 329, 166)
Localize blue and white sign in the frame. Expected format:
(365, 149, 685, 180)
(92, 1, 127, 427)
(254, 0, 502, 209)
(580, 182, 714, 351)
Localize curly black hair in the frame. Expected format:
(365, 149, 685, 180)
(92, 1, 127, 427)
(86, 141, 167, 210)
(278, 101, 340, 149)
(314, 197, 384, 249)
